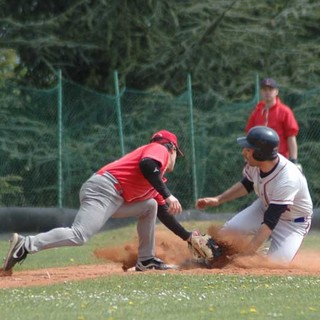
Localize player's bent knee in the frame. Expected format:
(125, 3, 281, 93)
(147, 198, 158, 210)
(141, 198, 158, 216)
(71, 227, 92, 246)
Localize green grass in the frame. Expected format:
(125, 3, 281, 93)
(1, 274, 320, 319)
(1, 222, 320, 320)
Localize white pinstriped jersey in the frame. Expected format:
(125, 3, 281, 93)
(243, 154, 313, 220)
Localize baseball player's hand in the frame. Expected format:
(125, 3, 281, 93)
(166, 195, 182, 215)
(196, 197, 220, 209)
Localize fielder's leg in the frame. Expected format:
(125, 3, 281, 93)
(113, 200, 178, 271)
(112, 199, 158, 261)
(3, 174, 124, 271)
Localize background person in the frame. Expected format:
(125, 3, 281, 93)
(245, 78, 300, 165)
(196, 126, 313, 263)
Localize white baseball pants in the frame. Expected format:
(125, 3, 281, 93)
(222, 199, 311, 262)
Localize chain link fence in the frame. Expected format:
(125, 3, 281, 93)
(1, 73, 319, 213)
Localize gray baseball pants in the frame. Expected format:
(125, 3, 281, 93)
(24, 173, 157, 262)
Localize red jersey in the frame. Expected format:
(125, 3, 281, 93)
(96, 143, 169, 204)
(245, 97, 299, 158)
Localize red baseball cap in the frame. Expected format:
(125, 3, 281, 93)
(150, 130, 184, 156)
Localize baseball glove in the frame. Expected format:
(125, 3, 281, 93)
(188, 231, 222, 262)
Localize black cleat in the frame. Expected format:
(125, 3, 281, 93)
(135, 257, 178, 271)
(3, 233, 28, 271)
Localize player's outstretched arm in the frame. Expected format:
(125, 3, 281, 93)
(196, 197, 220, 209)
(233, 224, 272, 258)
(196, 182, 248, 209)
(157, 204, 191, 240)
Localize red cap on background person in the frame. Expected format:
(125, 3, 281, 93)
(150, 130, 184, 156)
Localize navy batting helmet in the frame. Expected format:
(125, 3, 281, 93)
(237, 126, 279, 161)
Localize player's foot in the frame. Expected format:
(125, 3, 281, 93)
(135, 257, 178, 271)
(3, 233, 28, 271)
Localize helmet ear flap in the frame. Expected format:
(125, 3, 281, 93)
(252, 150, 264, 161)
(253, 146, 278, 161)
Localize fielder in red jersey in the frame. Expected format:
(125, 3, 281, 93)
(97, 143, 170, 204)
(3, 130, 196, 272)
(245, 78, 299, 162)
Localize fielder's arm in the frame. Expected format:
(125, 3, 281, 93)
(139, 157, 182, 214)
(157, 204, 191, 241)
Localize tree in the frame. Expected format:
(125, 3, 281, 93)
(0, 0, 320, 97)
(0, 48, 23, 204)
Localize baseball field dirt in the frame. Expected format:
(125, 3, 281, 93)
(1, 229, 320, 289)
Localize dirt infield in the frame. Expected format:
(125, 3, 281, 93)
(1, 230, 320, 289)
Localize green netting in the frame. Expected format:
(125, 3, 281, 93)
(1, 77, 319, 211)
(0, 85, 58, 206)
